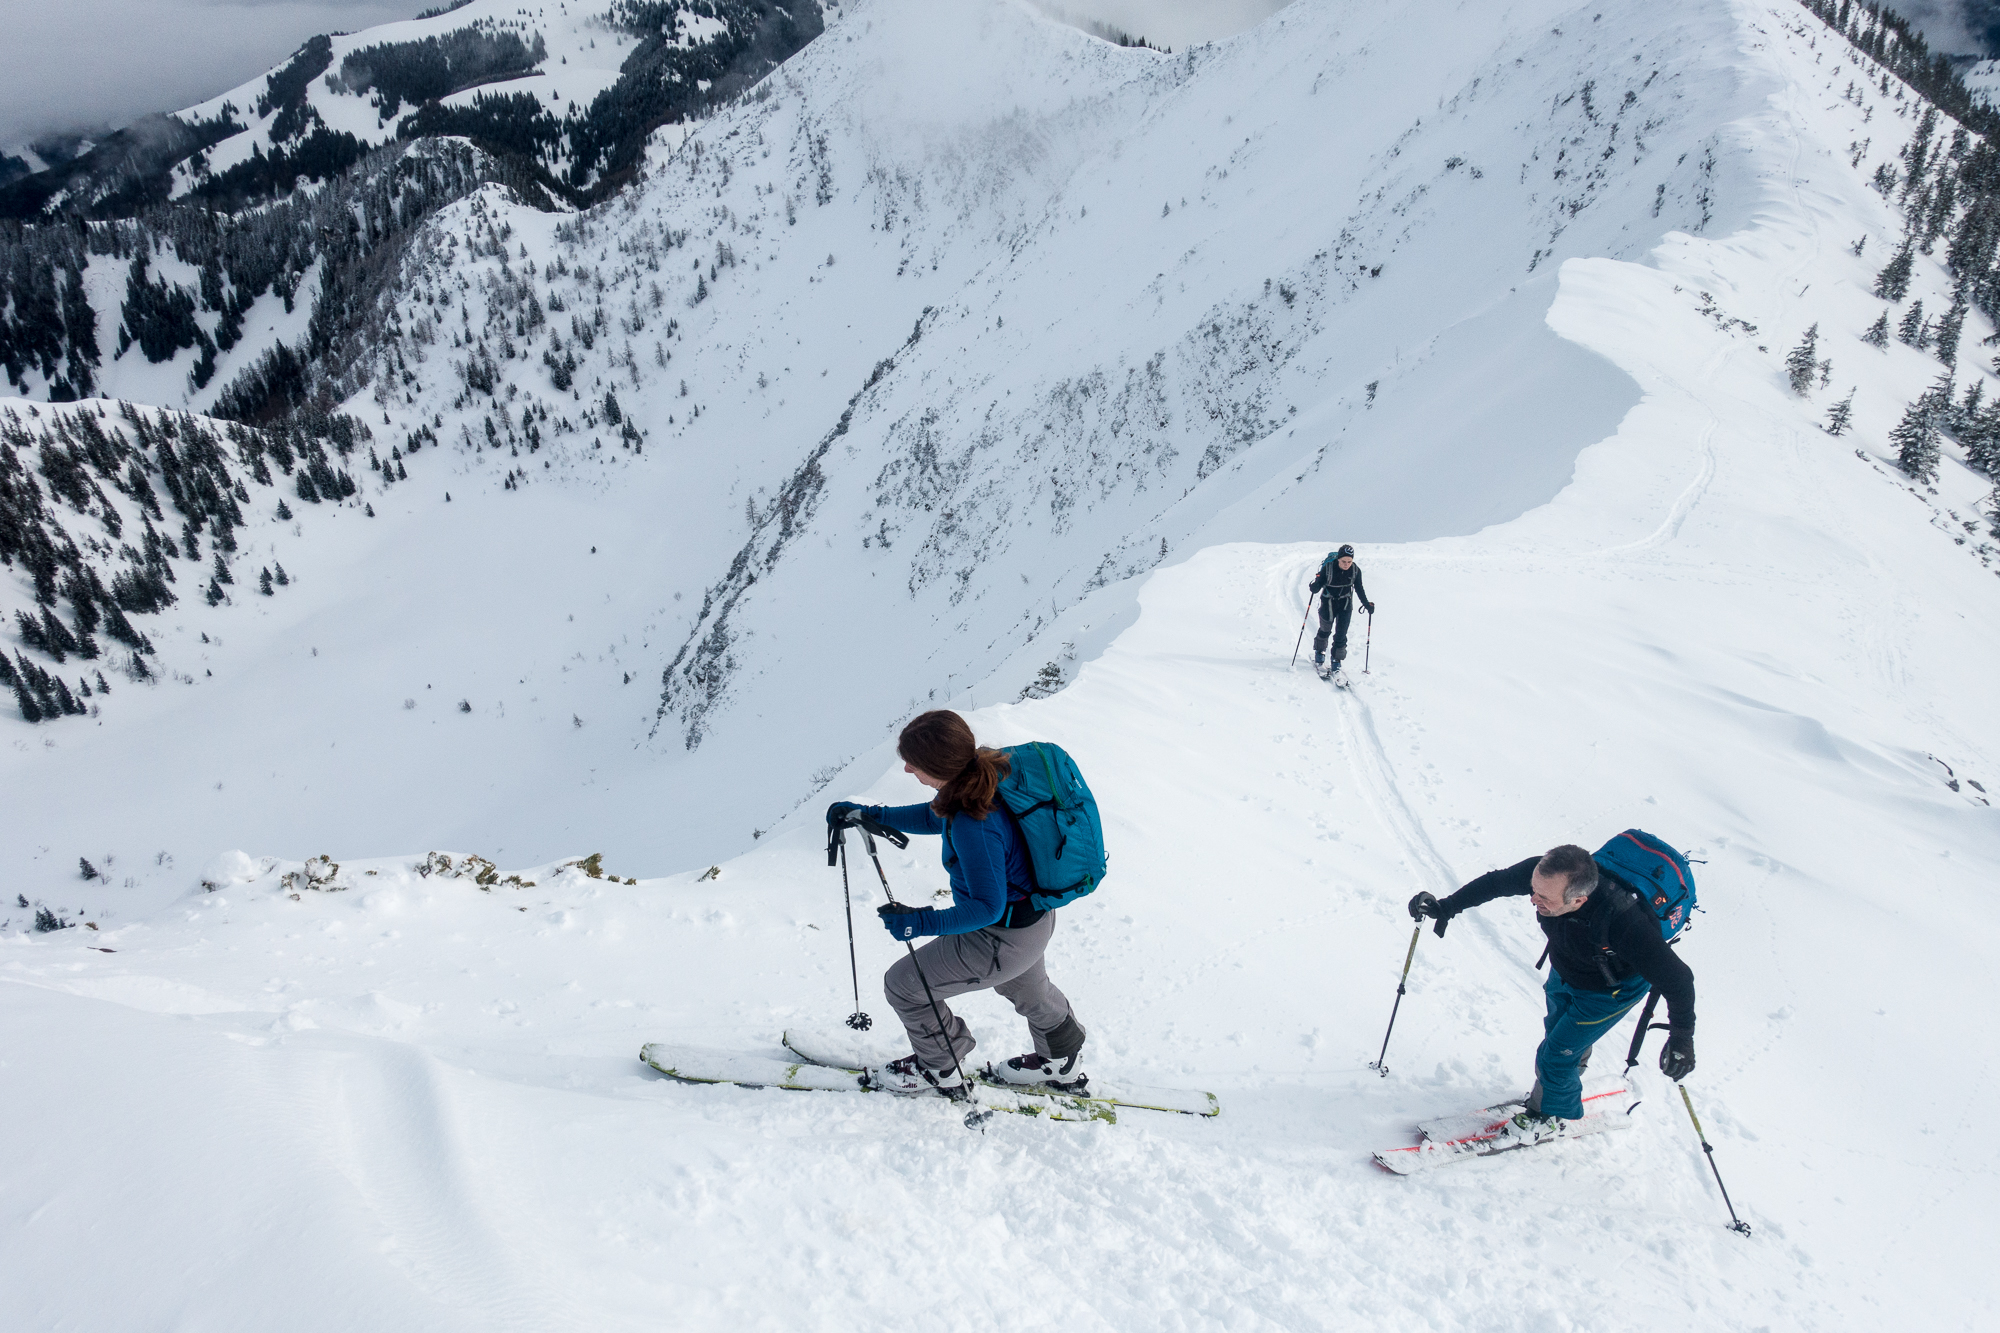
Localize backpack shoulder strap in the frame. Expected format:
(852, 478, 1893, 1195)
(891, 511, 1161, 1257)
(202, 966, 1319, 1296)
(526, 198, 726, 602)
(1589, 883, 1642, 984)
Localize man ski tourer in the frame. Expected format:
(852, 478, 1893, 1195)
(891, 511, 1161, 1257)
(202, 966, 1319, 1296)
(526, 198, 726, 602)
(1308, 544, 1375, 681)
(1408, 843, 1696, 1140)
(826, 710, 1088, 1098)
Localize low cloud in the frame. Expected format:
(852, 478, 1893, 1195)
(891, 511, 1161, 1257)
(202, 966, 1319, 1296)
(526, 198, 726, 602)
(1030, 0, 1294, 51)
(0, 0, 415, 154)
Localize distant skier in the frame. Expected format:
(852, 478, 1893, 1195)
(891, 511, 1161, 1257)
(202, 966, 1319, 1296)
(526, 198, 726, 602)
(1408, 844, 1696, 1140)
(1308, 544, 1375, 681)
(826, 710, 1087, 1098)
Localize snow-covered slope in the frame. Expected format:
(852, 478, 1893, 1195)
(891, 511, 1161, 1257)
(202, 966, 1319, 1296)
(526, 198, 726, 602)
(1963, 56, 2000, 110)
(6, 0, 1994, 895)
(4, 1, 2000, 1324)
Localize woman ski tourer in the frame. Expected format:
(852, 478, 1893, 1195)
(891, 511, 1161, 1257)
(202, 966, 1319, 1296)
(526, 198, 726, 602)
(1308, 544, 1375, 681)
(826, 710, 1088, 1098)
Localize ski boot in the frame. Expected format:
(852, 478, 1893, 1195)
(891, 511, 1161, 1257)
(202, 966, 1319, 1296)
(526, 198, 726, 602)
(983, 1051, 1089, 1095)
(1313, 654, 1330, 681)
(868, 1054, 968, 1100)
(1507, 1109, 1572, 1143)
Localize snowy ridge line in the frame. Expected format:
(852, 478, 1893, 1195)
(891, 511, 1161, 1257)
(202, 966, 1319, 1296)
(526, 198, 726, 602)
(595, 0, 1749, 804)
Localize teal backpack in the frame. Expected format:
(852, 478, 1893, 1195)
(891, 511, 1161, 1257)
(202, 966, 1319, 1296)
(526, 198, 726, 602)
(1593, 829, 1698, 942)
(950, 742, 1107, 911)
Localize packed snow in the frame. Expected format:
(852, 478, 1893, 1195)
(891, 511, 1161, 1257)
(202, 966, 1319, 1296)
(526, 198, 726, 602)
(4, 0, 1999, 1328)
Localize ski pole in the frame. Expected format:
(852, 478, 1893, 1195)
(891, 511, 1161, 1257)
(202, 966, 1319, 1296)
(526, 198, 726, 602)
(1363, 608, 1373, 674)
(827, 825, 871, 1031)
(1368, 923, 1423, 1077)
(1289, 596, 1313, 669)
(857, 826, 989, 1128)
(1678, 1083, 1753, 1236)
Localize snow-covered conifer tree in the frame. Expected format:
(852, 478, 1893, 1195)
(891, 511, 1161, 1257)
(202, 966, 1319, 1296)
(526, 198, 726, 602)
(1824, 389, 1855, 436)
(1933, 288, 1969, 367)
(1872, 242, 1915, 300)
(1861, 311, 1890, 347)
(1897, 300, 1926, 346)
(1968, 399, 2000, 476)
(1786, 324, 1820, 394)
(1891, 373, 1952, 481)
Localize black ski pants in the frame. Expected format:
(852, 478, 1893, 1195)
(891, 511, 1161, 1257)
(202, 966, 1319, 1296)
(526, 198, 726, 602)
(1313, 597, 1353, 662)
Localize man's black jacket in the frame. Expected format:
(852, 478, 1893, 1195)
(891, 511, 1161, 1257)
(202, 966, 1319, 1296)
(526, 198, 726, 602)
(1438, 858, 1695, 1033)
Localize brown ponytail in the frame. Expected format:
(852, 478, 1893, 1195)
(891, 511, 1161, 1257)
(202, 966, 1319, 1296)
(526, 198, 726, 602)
(897, 710, 1011, 818)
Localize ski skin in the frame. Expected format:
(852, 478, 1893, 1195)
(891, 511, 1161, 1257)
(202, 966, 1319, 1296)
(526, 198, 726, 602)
(781, 1030, 1220, 1118)
(639, 1043, 1115, 1123)
(1374, 1086, 1635, 1175)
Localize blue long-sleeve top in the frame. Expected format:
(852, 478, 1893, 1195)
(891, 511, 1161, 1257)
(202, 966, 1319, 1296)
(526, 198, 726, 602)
(867, 801, 1032, 935)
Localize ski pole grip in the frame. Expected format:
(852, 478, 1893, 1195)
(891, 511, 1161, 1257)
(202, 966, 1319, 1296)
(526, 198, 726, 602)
(857, 815, 909, 849)
(826, 824, 842, 867)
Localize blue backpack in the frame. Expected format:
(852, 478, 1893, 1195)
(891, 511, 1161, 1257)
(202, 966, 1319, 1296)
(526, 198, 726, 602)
(1593, 829, 1698, 943)
(953, 742, 1106, 911)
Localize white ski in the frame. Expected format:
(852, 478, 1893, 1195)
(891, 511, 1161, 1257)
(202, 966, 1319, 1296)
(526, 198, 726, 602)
(782, 1028, 1220, 1117)
(1374, 1084, 1636, 1174)
(640, 1042, 1114, 1122)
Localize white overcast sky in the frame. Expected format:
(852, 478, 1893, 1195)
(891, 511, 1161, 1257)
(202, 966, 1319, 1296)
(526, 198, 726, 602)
(0, 0, 415, 152)
(0, 0, 1291, 154)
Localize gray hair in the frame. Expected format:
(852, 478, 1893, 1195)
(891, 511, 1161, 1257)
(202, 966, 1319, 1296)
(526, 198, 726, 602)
(1538, 845, 1599, 902)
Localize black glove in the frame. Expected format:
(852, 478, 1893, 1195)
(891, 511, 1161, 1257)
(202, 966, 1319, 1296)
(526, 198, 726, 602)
(1365, 601, 1376, 615)
(876, 901, 931, 941)
(826, 801, 867, 828)
(1660, 1031, 1695, 1081)
(1408, 891, 1454, 936)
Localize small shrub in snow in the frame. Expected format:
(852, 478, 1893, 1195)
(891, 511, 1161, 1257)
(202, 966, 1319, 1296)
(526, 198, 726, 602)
(419, 851, 534, 889)
(282, 855, 345, 893)
(34, 907, 69, 932)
